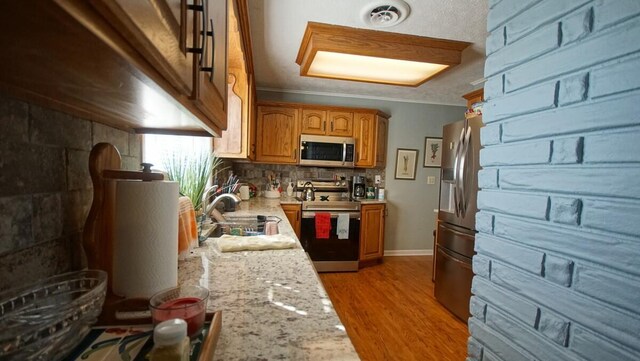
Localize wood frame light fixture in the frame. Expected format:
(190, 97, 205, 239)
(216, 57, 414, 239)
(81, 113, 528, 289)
(295, 22, 471, 87)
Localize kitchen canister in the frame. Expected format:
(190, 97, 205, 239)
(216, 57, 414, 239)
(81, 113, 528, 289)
(239, 185, 250, 200)
(112, 180, 179, 298)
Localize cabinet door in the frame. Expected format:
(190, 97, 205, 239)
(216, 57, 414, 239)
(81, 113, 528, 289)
(89, 0, 193, 95)
(191, 0, 227, 131)
(301, 109, 327, 135)
(256, 106, 299, 163)
(354, 112, 376, 168)
(360, 204, 385, 261)
(375, 116, 388, 168)
(281, 204, 301, 239)
(328, 111, 353, 137)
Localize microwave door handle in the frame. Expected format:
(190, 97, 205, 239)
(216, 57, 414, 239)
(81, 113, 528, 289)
(342, 142, 347, 166)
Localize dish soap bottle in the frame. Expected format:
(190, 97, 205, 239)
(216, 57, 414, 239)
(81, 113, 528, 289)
(149, 319, 190, 361)
(286, 181, 294, 197)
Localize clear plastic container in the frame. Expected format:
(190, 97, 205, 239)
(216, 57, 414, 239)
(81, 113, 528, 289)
(148, 319, 190, 361)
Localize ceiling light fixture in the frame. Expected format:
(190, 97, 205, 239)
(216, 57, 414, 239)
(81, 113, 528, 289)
(295, 22, 471, 87)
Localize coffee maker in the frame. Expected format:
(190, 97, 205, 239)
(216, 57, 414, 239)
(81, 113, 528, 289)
(351, 175, 366, 200)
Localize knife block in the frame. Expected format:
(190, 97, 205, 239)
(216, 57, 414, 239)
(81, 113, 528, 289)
(83, 142, 164, 324)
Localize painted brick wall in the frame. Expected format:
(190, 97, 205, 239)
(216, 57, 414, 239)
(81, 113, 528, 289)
(0, 93, 142, 291)
(470, 1, 640, 360)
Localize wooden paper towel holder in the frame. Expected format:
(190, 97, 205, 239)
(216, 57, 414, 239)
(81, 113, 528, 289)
(83, 143, 164, 325)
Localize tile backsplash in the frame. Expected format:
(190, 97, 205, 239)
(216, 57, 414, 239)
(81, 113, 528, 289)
(232, 162, 385, 191)
(0, 93, 141, 291)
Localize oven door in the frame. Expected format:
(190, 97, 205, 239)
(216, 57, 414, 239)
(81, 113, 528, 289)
(300, 211, 360, 272)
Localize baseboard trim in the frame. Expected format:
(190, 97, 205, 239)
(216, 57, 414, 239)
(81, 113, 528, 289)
(384, 249, 433, 256)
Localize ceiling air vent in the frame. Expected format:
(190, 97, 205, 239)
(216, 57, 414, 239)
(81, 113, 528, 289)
(361, 0, 410, 28)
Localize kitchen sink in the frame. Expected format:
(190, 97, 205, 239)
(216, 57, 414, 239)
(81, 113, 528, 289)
(209, 215, 281, 237)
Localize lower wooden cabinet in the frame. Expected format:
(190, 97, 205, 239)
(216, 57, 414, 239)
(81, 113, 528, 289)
(359, 203, 386, 265)
(281, 203, 301, 239)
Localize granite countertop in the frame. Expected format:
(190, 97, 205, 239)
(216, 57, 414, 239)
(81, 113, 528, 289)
(178, 197, 359, 360)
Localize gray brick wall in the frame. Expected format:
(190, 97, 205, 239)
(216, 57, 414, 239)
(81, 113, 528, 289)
(0, 93, 142, 291)
(470, 1, 640, 360)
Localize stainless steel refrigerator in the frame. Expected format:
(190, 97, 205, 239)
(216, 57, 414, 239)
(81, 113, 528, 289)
(434, 115, 482, 322)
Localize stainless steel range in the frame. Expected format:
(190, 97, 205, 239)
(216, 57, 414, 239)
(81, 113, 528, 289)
(296, 179, 361, 272)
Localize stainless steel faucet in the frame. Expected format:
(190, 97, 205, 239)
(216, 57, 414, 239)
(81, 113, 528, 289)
(201, 186, 241, 217)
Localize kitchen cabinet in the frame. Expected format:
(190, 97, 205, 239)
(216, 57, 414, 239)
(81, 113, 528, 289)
(255, 105, 300, 164)
(301, 109, 328, 135)
(375, 115, 389, 168)
(359, 203, 386, 265)
(214, 0, 256, 159)
(191, 0, 228, 131)
(91, 0, 227, 131)
(281, 203, 301, 239)
(301, 109, 353, 136)
(327, 111, 354, 136)
(354, 113, 389, 168)
(0, 0, 226, 135)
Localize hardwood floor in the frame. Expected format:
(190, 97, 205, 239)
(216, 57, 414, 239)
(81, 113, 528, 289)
(319, 256, 469, 361)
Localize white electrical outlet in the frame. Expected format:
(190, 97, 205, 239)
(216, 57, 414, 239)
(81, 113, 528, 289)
(374, 175, 381, 184)
(427, 176, 436, 185)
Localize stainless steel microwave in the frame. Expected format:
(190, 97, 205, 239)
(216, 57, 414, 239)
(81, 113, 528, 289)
(299, 134, 355, 168)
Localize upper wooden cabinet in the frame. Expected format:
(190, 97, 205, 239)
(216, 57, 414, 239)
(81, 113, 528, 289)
(255, 105, 299, 164)
(214, 0, 256, 159)
(376, 115, 389, 168)
(327, 111, 354, 136)
(301, 109, 327, 135)
(354, 112, 389, 168)
(0, 0, 227, 135)
(191, 0, 228, 131)
(89, 0, 194, 95)
(301, 109, 353, 136)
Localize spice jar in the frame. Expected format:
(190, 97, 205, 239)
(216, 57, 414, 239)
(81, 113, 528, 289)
(148, 319, 190, 361)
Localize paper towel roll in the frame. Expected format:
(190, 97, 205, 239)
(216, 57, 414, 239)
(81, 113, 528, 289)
(112, 180, 179, 298)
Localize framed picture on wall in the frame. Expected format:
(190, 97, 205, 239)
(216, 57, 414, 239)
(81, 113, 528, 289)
(394, 148, 418, 180)
(424, 137, 443, 167)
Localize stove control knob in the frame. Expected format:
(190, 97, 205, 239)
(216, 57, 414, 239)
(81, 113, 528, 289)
(335, 181, 340, 186)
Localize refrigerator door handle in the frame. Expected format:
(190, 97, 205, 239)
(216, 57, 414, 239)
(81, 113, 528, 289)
(459, 126, 472, 217)
(453, 127, 464, 217)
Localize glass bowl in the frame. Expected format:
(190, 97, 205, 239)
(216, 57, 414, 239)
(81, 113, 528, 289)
(0, 269, 107, 361)
(149, 285, 209, 338)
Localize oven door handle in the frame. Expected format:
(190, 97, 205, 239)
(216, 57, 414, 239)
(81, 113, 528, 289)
(302, 212, 360, 219)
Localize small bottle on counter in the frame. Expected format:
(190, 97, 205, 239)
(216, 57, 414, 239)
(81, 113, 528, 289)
(148, 319, 190, 361)
(287, 182, 294, 197)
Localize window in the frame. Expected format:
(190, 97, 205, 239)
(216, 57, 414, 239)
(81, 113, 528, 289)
(143, 134, 212, 172)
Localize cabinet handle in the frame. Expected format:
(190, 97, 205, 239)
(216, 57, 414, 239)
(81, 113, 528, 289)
(187, 3, 206, 56)
(199, 19, 215, 74)
(293, 148, 297, 160)
(322, 121, 326, 132)
(331, 121, 334, 132)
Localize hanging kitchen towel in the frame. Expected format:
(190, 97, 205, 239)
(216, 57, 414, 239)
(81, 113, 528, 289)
(336, 213, 350, 240)
(178, 196, 198, 259)
(315, 212, 331, 239)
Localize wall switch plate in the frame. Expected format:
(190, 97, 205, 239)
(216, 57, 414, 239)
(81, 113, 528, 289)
(427, 176, 436, 185)
(375, 175, 381, 184)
